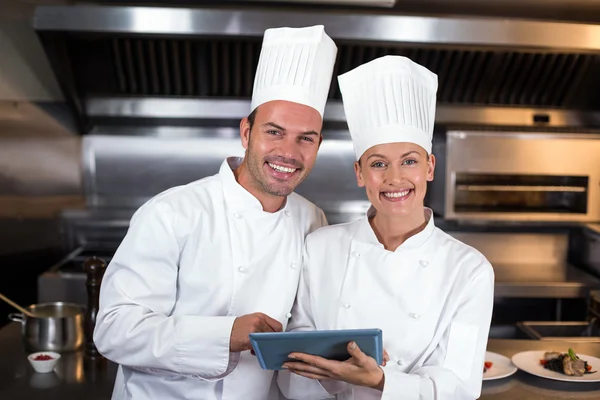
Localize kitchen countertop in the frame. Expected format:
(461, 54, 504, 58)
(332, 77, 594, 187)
(0, 322, 117, 400)
(1, 322, 600, 399)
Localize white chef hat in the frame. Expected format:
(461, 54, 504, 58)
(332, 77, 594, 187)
(338, 55, 438, 160)
(251, 25, 338, 118)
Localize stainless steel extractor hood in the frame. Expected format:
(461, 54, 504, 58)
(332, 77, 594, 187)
(31, 3, 600, 134)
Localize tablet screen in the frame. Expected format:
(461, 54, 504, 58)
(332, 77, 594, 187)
(250, 328, 383, 370)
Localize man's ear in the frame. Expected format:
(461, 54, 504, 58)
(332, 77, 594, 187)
(240, 117, 251, 149)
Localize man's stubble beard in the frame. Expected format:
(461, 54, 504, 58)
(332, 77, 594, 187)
(245, 142, 295, 198)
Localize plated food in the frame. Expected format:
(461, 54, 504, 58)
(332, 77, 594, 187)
(540, 348, 596, 377)
(512, 350, 600, 383)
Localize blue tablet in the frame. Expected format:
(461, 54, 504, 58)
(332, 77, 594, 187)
(249, 328, 383, 370)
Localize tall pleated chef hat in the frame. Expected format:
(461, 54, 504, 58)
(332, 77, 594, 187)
(251, 25, 338, 118)
(338, 55, 438, 160)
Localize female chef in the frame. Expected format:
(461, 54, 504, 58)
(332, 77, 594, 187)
(277, 55, 495, 400)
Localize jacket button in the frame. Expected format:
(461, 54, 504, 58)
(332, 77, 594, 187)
(233, 213, 241, 219)
(237, 266, 247, 273)
(290, 262, 298, 269)
(352, 251, 360, 258)
(409, 313, 420, 320)
(419, 260, 428, 267)
(342, 303, 351, 309)
(285, 312, 292, 319)
(284, 210, 291, 217)
(397, 358, 405, 366)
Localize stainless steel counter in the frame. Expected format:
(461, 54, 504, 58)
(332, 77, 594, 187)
(2, 321, 600, 399)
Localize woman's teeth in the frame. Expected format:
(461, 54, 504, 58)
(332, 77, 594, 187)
(268, 163, 296, 173)
(383, 190, 410, 198)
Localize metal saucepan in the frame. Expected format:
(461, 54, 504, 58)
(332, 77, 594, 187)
(9, 302, 84, 352)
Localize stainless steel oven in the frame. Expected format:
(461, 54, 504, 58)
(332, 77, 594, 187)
(430, 131, 600, 222)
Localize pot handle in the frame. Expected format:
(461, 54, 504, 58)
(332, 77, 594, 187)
(8, 313, 24, 323)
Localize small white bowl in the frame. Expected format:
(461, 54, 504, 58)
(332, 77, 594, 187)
(28, 352, 61, 373)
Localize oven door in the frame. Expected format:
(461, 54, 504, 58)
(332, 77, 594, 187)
(450, 172, 588, 219)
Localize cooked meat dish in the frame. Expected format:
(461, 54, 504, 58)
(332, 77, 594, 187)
(541, 348, 595, 377)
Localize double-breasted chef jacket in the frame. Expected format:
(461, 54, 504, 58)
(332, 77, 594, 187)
(278, 208, 495, 400)
(94, 157, 328, 400)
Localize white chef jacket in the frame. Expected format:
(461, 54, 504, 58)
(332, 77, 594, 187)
(94, 157, 327, 400)
(278, 208, 494, 400)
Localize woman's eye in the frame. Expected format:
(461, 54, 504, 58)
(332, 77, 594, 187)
(371, 161, 386, 168)
(403, 159, 417, 165)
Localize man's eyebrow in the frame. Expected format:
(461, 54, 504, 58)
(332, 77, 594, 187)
(262, 123, 320, 137)
(262, 122, 285, 131)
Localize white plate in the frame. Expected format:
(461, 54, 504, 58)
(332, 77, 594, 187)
(483, 351, 518, 381)
(511, 350, 600, 382)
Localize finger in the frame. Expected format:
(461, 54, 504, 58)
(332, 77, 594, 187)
(382, 349, 390, 366)
(288, 353, 340, 371)
(259, 320, 277, 333)
(261, 314, 283, 332)
(282, 361, 332, 377)
(347, 342, 368, 366)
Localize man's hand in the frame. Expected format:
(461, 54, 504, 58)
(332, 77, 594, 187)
(230, 313, 283, 352)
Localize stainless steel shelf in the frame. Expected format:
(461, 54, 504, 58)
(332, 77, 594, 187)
(494, 263, 600, 298)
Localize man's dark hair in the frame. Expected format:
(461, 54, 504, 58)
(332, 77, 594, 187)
(247, 108, 257, 132)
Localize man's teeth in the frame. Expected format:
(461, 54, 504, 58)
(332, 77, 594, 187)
(268, 163, 296, 173)
(383, 190, 411, 198)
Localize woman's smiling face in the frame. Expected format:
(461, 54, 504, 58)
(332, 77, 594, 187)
(354, 142, 435, 219)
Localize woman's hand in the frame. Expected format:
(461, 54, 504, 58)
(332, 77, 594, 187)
(282, 342, 389, 391)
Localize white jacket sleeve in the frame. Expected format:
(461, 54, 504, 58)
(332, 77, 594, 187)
(93, 199, 238, 380)
(379, 264, 495, 400)
(277, 242, 349, 400)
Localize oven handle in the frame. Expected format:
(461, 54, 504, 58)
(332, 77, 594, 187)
(456, 185, 586, 193)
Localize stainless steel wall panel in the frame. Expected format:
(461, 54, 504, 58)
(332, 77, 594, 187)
(80, 134, 368, 216)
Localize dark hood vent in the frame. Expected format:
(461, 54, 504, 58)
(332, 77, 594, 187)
(96, 36, 600, 108)
(34, 5, 600, 133)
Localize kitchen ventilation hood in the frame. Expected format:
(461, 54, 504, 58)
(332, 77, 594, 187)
(32, 4, 600, 134)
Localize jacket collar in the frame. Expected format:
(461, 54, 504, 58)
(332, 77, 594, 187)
(219, 157, 290, 215)
(354, 207, 436, 252)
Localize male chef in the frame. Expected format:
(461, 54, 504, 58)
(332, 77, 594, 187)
(93, 25, 338, 400)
